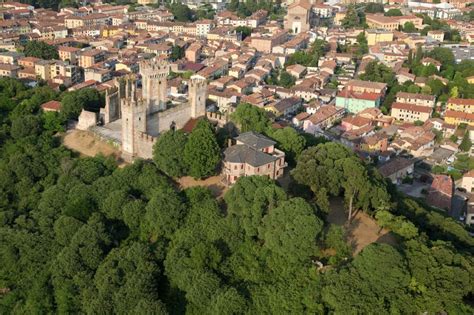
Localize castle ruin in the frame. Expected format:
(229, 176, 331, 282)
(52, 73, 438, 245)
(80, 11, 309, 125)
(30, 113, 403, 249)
(96, 58, 208, 162)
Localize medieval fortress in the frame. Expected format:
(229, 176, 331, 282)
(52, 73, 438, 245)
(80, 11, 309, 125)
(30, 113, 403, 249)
(79, 58, 208, 161)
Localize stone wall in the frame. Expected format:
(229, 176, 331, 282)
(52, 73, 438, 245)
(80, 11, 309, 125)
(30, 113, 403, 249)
(135, 131, 156, 160)
(147, 102, 192, 136)
(77, 109, 97, 130)
(101, 85, 120, 124)
(206, 111, 228, 127)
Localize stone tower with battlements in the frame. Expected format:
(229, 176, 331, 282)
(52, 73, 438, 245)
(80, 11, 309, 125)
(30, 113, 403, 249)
(189, 74, 207, 118)
(118, 61, 209, 162)
(121, 75, 147, 161)
(140, 58, 169, 113)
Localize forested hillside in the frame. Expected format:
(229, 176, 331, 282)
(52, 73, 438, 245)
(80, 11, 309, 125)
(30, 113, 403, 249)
(0, 78, 473, 314)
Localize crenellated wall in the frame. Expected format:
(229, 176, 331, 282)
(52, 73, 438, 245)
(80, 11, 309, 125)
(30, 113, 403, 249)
(101, 85, 120, 124)
(135, 131, 156, 160)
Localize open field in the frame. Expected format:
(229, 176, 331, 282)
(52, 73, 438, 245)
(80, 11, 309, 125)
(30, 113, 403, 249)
(178, 175, 228, 198)
(327, 198, 398, 255)
(62, 130, 125, 165)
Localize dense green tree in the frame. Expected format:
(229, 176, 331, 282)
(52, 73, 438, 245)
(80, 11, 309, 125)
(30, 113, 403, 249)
(364, 3, 384, 13)
(385, 8, 403, 16)
(236, 26, 252, 40)
(322, 244, 415, 313)
(292, 142, 390, 219)
(230, 103, 271, 133)
(11, 114, 42, 139)
(170, 45, 184, 61)
(341, 6, 360, 28)
(279, 70, 296, 88)
(24, 41, 59, 60)
(141, 185, 185, 241)
(196, 3, 215, 20)
(286, 39, 328, 67)
(225, 176, 287, 238)
(356, 32, 368, 56)
(85, 242, 167, 314)
(153, 130, 188, 178)
(0, 76, 473, 315)
(323, 224, 351, 264)
(183, 119, 220, 178)
(169, 3, 194, 22)
(60, 88, 104, 120)
(426, 47, 455, 69)
(269, 127, 306, 165)
(403, 21, 416, 32)
(459, 131, 472, 152)
(259, 197, 323, 263)
(42, 111, 65, 133)
(359, 61, 396, 86)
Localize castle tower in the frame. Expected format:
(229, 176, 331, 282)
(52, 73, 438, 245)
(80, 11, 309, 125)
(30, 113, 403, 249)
(140, 58, 169, 114)
(189, 74, 207, 118)
(121, 75, 147, 161)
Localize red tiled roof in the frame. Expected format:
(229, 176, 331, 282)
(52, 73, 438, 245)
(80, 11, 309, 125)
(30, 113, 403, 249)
(447, 98, 474, 106)
(338, 88, 382, 101)
(445, 110, 474, 121)
(391, 102, 432, 113)
(41, 100, 61, 111)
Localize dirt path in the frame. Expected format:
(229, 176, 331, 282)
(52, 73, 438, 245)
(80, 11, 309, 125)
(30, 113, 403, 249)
(327, 198, 398, 255)
(62, 130, 126, 165)
(178, 175, 228, 198)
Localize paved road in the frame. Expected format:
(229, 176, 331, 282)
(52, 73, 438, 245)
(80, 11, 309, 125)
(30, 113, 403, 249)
(398, 181, 430, 198)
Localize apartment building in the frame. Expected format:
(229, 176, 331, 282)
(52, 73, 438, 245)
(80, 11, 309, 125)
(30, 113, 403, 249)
(250, 30, 288, 53)
(0, 63, 19, 78)
(64, 13, 108, 29)
(78, 49, 106, 68)
(365, 29, 394, 46)
(58, 46, 81, 64)
(366, 14, 423, 31)
(390, 102, 432, 122)
(444, 110, 474, 126)
(396, 92, 436, 107)
(446, 98, 474, 113)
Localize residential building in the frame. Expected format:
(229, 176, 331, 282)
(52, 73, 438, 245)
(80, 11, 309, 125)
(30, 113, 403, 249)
(365, 29, 394, 46)
(377, 157, 415, 184)
(302, 105, 345, 134)
(446, 98, 474, 113)
(265, 97, 302, 117)
(366, 14, 422, 31)
(250, 30, 288, 53)
(444, 110, 474, 127)
(390, 102, 432, 122)
(79, 49, 106, 68)
(427, 30, 444, 42)
(426, 174, 453, 211)
(185, 42, 202, 63)
(396, 92, 436, 107)
(336, 89, 383, 113)
(64, 13, 108, 29)
(0, 63, 19, 78)
(461, 170, 474, 193)
(223, 132, 287, 185)
(0, 51, 23, 64)
(58, 46, 81, 64)
(34, 60, 55, 81)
